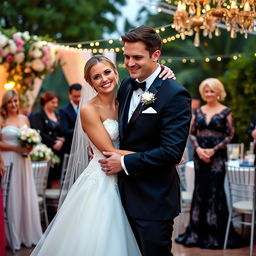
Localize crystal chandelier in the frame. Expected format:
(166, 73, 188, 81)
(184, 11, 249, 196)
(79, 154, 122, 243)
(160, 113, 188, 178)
(173, 0, 256, 46)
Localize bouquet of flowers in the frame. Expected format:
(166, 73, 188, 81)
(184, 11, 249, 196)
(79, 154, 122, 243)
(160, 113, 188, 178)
(30, 143, 60, 167)
(18, 126, 41, 148)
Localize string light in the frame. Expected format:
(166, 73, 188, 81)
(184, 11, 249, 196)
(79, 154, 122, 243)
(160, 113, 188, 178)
(116, 53, 253, 68)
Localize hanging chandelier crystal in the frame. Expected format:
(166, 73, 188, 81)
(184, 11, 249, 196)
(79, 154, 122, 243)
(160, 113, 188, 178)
(173, 0, 256, 46)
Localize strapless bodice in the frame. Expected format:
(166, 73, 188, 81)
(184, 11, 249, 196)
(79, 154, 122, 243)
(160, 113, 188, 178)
(90, 119, 119, 159)
(1, 126, 21, 146)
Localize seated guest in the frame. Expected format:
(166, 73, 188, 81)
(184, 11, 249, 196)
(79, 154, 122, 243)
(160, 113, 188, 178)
(30, 91, 65, 185)
(59, 83, 82, 154)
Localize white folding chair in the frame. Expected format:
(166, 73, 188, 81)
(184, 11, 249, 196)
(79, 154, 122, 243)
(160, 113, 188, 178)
(227, 143, 244, 161)
(45, 154, 69, 208)
(1, 163, 15, 253)
(224, 163, 255, 256)
(175, 160, 193, 238)
(32, 160, 51, 226)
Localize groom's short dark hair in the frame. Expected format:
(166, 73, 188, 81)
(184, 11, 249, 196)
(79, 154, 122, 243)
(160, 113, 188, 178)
(121, 25, 162, 56)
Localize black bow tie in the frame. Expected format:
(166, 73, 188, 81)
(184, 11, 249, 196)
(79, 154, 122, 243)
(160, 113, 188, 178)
(131, 79, 146, 91)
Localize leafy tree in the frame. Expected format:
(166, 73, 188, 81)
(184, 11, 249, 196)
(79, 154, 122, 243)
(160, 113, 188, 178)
(0, 0, 125, 42)
(221, 50, 256, 144)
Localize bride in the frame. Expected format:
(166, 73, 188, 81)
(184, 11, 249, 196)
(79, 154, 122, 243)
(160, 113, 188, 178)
(31, 55, 172, 256)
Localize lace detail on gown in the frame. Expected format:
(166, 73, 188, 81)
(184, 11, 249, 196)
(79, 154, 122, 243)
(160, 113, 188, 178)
(31, 119, 141, 256)
(176, 108, 242, 249)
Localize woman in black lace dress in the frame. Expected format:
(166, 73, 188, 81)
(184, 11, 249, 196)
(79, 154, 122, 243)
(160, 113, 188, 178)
(176, 78, 241, 249)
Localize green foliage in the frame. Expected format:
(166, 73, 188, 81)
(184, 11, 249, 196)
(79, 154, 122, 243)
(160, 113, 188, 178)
(0, 0, 125, 41)
(220, 52, 256, 144)
(138, 7, 256, 97)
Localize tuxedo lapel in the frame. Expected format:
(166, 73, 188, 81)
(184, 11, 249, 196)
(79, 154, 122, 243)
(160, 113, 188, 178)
(119, 82, 133, 139)
(127, 75, 163, 128)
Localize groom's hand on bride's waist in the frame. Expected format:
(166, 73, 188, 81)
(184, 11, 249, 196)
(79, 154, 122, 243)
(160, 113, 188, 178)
(99, 152, 122, 175)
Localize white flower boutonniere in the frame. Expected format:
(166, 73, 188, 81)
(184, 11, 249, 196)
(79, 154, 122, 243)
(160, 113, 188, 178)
(141, 91, 156, 105)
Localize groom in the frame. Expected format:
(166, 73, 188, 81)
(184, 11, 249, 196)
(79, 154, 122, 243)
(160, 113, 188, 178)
(99, 26, 191, 256)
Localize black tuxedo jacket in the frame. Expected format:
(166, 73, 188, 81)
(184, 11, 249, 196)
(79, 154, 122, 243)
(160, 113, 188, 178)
(117, 74, 191, 221)
(59, 102, 77, 153)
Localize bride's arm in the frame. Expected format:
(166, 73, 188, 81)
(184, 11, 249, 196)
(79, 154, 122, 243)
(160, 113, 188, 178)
(80, 104, 134, 156)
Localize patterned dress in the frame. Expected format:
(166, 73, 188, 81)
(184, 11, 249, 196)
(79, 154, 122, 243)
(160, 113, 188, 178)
(176, 107, 241, 249)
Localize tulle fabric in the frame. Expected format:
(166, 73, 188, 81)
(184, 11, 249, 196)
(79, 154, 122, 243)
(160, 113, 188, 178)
(31, 120, 141, 256)
(58, 83, 97, 208)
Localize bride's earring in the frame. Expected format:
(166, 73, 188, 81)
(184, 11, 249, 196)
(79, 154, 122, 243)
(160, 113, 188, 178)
(217, 96, 220, 100)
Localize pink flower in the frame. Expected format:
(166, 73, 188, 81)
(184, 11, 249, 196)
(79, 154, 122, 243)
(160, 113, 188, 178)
(13, 34, 24, 47)
(17, 45, 24, 52)
(6, 55, 14, 62)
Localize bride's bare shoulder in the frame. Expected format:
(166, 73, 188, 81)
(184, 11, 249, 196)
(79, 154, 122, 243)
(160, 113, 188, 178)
(80, 99, 100, 123)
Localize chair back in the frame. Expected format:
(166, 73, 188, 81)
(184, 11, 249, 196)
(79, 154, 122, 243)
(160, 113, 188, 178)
(227, 143, 244, 161)
(1, 163, 13, 214)
(60, 153, 69, 189)
(225, 163, 255, 213)
(32, 161, 50, 197)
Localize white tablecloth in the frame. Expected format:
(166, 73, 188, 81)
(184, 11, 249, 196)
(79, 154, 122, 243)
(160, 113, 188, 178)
(184, 160, 255, 206)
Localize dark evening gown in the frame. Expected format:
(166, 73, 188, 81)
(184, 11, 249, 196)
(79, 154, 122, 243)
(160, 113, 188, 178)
(176, 107, 242, 249)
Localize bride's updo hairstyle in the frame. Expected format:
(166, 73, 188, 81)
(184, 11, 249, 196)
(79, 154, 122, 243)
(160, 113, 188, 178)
(0, 89, 19, 119)
(199, 78, 227, 102)
(84, 55, 118, 87)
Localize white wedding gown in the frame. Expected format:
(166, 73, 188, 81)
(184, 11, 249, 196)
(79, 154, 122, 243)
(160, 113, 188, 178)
(31, 119, 141, 256)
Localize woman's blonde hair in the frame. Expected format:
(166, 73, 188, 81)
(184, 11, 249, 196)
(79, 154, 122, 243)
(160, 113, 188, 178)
(199, 78, 227, 101)
(0, 90, 19, 119)
(84, 55, 118, 87)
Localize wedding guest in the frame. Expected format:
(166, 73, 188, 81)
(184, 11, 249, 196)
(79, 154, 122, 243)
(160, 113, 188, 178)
(0, 152, 6, 256)
(176, 78, 241, 249)
(59, 83, 82, 154)
(29, 91, 65, 185)
(247, 115, 256, 164)
(0, 90, 42, 250)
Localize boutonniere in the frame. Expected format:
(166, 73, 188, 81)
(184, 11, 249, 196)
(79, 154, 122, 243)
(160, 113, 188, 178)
(141, 91, 156, 105)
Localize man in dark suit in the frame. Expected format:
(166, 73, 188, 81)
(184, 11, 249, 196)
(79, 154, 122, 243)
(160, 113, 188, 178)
(59, 83, 82, 154)
(99, 26, 191, 256)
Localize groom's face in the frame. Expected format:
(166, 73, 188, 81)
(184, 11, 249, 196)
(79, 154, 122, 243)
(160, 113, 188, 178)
(123, 41, 160, 82)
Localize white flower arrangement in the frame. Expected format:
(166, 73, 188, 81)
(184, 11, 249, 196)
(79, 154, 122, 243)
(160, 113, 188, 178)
(30, 143, 60, 167)
(0, 29, 57, 106)
(18, 126, 41, 148)
(140, 91, 156, 105)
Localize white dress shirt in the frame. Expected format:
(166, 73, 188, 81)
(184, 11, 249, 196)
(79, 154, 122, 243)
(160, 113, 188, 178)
(70, 101, 79, 114)
(121, 65, 161, 174)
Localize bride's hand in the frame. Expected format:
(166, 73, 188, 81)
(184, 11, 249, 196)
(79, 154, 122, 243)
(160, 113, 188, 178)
(88, 146, 94, 161)
(159, 65, 176, 80)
